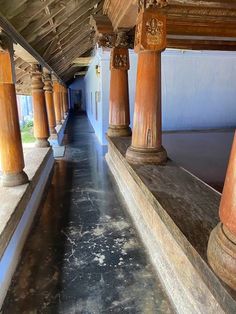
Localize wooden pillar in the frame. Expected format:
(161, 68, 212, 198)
(207, 133, 236, 290)
(107, 44, 131, 137)
(60, 84, 65, 122)
(62, 86, 67, 117)
(0, 32, 28, 187)
(31, 63, 50, 147)
(126, 9, 167, 164)
(43, 69, 56, 135)
(65, 88, 69, 112)
(53, 80, 62, 125)
(63, 86, 69, 115)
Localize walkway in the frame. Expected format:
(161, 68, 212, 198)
(2, 116, 174, 313)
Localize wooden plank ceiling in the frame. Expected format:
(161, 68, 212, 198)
(0, 0, 104, 93)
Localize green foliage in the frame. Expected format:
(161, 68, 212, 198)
(21, 120, 35, 143)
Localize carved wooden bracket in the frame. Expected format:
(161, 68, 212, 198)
(97, 33, 116, 48)
(134, 9, 166, 52)
(110, 47, 130, 70)
(90, 15, 134, 49)
(138, 0, 168, 11)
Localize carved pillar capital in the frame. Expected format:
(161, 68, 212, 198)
(110, 47, 130, 70)
(134, 8, 167, 52)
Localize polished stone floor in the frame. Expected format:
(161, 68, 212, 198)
(2, 116, 174, 313)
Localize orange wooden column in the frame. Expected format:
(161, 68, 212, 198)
(53, 80, 62, 125)
(107, 47, 131, 137)
(63, 86, 69, 114)
(60, 84, 65, 122)
(31, 63, 50, 147)
(43, 69, 56, 135)
(126, 9, 167, 164)
(65, 88, 69, 113)
(0, 32, 28, 187)
(62, 85, 67, 117)
(207, 133, 236, 289)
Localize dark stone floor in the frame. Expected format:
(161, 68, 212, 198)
(2, 116, 174, 314)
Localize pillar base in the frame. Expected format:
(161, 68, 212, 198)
(107, 125, 132, 137)
(49, 127, 57, 135)
(126, 145, 167, 165)
(207, 223, 236, 290)
(35, 139, 50, 148)
(1, 171, 29, 187)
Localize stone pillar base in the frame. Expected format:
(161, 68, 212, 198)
(126, 145, 167, 165)
(35, 139, 50, 148)
(1, 171, 29, 187)
(207, 223, 236, 290)
(107, 125, 132, 137)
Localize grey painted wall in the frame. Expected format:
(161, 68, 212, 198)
(70, 48, 236, 145)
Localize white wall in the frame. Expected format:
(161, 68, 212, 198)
(162, 50, 236, 130)
(84, 52, 104, 144)
(69, 78, 85, 110)
(76, 48, 236, 145)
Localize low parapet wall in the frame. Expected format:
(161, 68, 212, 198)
(0, 148, 54, 307)
(106, 136, 236, 313)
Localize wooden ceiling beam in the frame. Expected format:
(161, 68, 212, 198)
(35, 13, 91, 54)
(167, 38, 236, 51)
(18, 0, 75, 37)
(26, 0, 98, 44)
(0, 0, 28, 19)
(49, 34, 92, 67)
(9, 0, 56, 32)
(47, 26, 91, 58)
(0, 12, 62, 82)
(169, 1, 236, 9)
(53, 41, 93, 73)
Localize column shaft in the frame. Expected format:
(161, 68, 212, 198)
(53, 81, 62, 125)
(0, 34, 28, 186)
(60, 84, 65, 122)
(31, 64, 50, 147)
(44, 70, 56, 135)
(125, 10, 167, 164)
(126, 51, 167, 164)
(107, 47, 131, 137)
(207, 133, 236, 290)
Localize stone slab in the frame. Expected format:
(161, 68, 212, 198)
(106, 136, 236, 313)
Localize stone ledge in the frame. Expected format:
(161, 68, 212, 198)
(0, 147, 53, 259)
(53, 113, 69, 146)
(106, 136, 236, 313)
(0, 147, 54, 307)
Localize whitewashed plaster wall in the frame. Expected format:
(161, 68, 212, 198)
(71, 48, 236, 145)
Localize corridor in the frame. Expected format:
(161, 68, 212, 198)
(2, 116, 174, 313)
